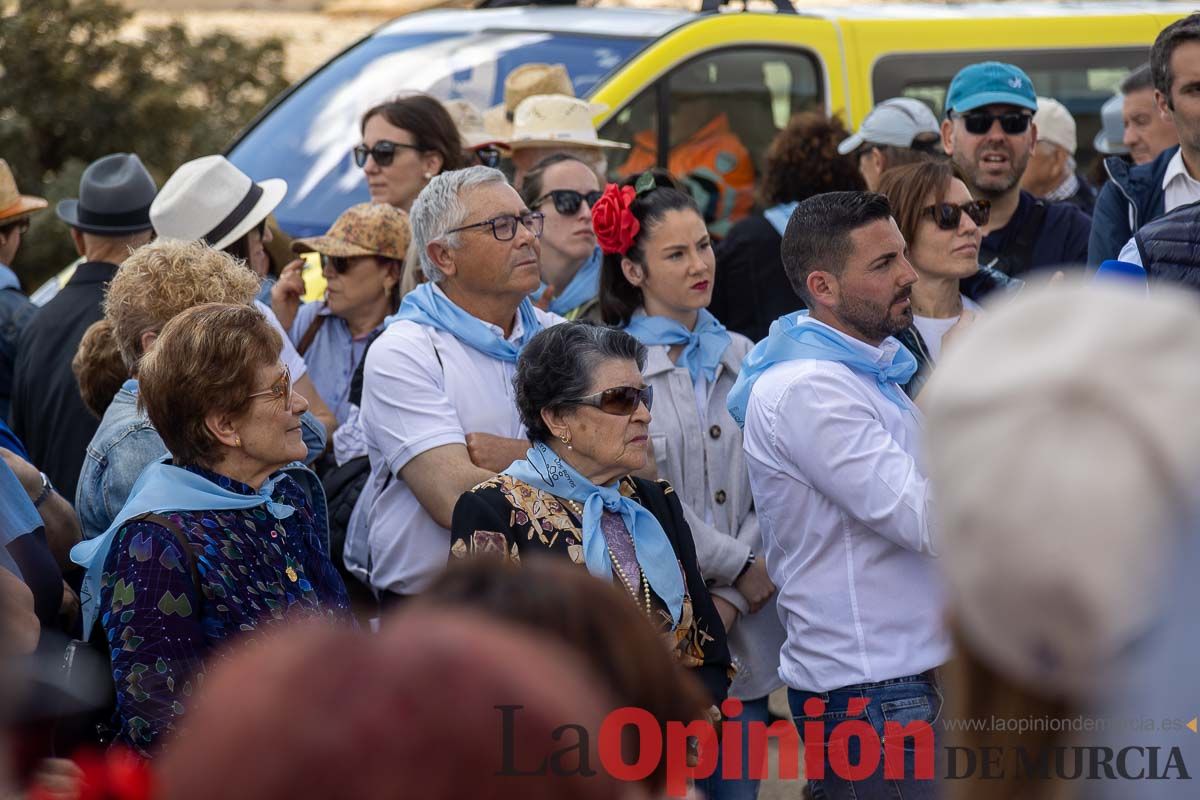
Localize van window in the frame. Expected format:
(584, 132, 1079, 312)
(872, 48, 1147, 168)
(600, 47, 822, 180)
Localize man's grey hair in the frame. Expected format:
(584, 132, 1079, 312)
(410, 165, 509, 282)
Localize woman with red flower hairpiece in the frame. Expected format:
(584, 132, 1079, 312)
(599, 169, 786, 800)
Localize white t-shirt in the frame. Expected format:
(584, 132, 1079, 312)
(912, 295, 982, 363)
(345, 286, 562, 594)
(255, 300, 308, 380)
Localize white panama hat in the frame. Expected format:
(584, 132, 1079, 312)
(150, 155, 287, 251)
(506, 95, 629, 151)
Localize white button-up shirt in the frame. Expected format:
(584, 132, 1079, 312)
(741, 316, 949, 693)
(345, 284, 561, 594)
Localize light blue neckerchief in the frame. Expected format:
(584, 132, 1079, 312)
(624, 309, 732, 384)
(387, 283, 543, 364)
(763, 201, 799, 237)
(530, 246, 602, 316)
(71, 461, 296, 635)
(727, 312, 918, 428)
(504, 441, 685, 627)
(0, 458, 42, 580)
(121, 378, 138, 396)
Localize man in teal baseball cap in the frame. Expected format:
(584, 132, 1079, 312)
(940, 61, 1092, 278)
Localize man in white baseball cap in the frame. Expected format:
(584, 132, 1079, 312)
(837, 97, 943, 190)
(1020, 96, 1097, 215)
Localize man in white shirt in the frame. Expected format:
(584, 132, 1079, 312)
(733, 192, 947, 799)
(345, 166, 561, 603)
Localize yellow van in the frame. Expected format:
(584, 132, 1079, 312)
(45, 2, 1174, 306)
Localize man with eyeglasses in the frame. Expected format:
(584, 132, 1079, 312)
(0, 160, 45, 421)
(941, 62, 1091, 278)
(346, 166, 563, 606)
(519, 153, 604, 320)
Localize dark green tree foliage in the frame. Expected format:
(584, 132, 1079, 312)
(0, 0, 289, 287)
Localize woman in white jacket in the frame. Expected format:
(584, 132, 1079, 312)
(595, 170, 787, 800)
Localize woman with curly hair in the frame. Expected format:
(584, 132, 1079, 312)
(709, 112, 866, 341)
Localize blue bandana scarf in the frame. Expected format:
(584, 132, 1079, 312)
(387, 283, 544, 364)
(763, 201, 799, 237)
(504, 441, 685, 626)
(71, 462, 296, 635)
(624, 309, 732, 384)
(530, 246, 602, 317)
(727, 312, 918, 428)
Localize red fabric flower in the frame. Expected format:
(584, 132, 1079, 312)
(591, 183, 640, 256)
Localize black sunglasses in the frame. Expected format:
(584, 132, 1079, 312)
(533, 189, 604, 216)
(474, 147, 502, 169)
(924, 200, 991, 230)
(322, 254, 352, 274)
(958, 111, 1033, 136)
(567, 385, 654, 417)
(1, 218, 30, 236)
(353, 140, 422, 168)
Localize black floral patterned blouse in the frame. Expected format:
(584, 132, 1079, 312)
(450, 473, 732, 703)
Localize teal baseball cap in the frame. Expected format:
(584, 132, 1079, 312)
(945, 62, 1038, 114)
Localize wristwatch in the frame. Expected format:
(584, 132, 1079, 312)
(735, 550, 756, 581)
(33, 471, 53, 509)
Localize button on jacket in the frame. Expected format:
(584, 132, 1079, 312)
(642, 333, 785, 701)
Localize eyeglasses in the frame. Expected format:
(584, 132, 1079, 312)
(321, 254, 354, 274)
(958, 111, 1033, 136)
(533, 189, 604, 216)
(447, 212, 544, 242)
(353, 140, 422, 168)
(566, 385, 654, 417)
(248, 364, 292, 407)
(474, 147, 502, 169)
(924, 200, 991, 230)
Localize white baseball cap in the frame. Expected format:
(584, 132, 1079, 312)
(837, 97, 940, 155)
(1032, 96, 1077, 155)
(923, 279, 1200, 701)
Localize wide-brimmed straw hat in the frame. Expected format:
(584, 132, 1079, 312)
(0, 160, 47, 225)
(443, 99, 509, 151)
(150, 155, 287, 250)
(291, 202, 410, 261)
(506, 95, 629, 151)
(483, 63, 574, 140)
(56, 153, 157, 235)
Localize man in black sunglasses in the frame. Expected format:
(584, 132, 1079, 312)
(941, 62, 1091, 279)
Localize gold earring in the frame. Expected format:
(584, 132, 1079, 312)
(234, 435, 242, 448)
(559, 433, 572, 450)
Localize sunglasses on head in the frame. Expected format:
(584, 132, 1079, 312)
(567, 385, 654, 417)
(474, 147, 502, 169)
(924, 200, 991, 230)
(533, 189, 604, 216)
(352, 140, 422, 168)
(958, 110, 1033, 136)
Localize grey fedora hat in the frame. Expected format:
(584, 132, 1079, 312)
(56, 153, 158, 235)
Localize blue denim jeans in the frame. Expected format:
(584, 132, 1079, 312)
(788, 673, 941, 800)
(694, 695, 773, 800)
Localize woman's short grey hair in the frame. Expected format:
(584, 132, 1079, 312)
(410, 165, 509, 282)
(514, 322, 647, 443)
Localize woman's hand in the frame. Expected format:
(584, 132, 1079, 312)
(733, 558, 775, 613)
(711, 594, 740, 634)
(25, 758, 84, 800)
(271, 258, 306, 330)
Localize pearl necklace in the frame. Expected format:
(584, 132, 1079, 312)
(562, 498, 653, 617)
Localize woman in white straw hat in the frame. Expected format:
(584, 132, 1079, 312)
(149, 155, 337, 438)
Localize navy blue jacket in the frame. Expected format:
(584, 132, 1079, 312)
(1133, 198, 1200, 292)
(1087, 146, 1175, 267)
(980, 190, 1091, 277)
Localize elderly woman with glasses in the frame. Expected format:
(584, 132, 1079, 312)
(449, 321, 731, 706)
(72, 303, 350, 756)
(877, 160, 1021, 398)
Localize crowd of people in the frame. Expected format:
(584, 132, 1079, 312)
(3, 11, 1200, 800)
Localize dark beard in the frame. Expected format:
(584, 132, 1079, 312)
(836, 292, 913, 344)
